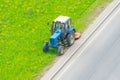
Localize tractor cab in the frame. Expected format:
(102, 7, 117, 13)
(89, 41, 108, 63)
(52, 22, 65, 34)
(52, 16, 73, 35)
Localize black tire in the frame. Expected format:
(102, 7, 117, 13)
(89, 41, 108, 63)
(58, 46, 64, 56)
(43, 42, 49, 52)
(67, 31, 75, 46)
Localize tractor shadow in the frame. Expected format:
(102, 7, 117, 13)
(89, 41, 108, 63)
(44, 46, 70, 56)
(44, 48, 58, 56)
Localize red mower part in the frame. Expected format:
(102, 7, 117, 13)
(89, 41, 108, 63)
(74, 32, 81, 39)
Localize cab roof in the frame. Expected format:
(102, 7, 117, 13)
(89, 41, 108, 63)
(53, 16, 70, 23)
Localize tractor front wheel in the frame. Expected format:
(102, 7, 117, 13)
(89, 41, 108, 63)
(43, 42, 49, 52)
(58, 46, 64, 56)
(67, 31, 75, 46)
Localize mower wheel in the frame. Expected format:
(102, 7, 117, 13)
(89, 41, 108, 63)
(43, 42, 49, 52)
(58, 46, 64, 56)
(67, 31, 75, 46)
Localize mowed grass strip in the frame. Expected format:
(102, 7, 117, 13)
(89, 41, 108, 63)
(0, 0, 112, 80)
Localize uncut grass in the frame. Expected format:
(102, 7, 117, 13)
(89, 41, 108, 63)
(0, 0, 111, 80)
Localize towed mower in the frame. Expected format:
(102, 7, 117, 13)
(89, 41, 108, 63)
(43, 16, 81, 55)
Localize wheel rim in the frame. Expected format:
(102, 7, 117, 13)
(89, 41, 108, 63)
(70, 34, 74, 44)
(61, 47, 64, 54)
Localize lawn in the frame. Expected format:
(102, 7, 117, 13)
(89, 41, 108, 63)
(0, 0, 111, 80)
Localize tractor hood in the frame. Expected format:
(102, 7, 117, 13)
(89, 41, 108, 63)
(50, 29, 61, 47)
(51, 29, 61, 39)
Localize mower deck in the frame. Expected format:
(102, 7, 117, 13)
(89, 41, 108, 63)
(75, 32, 81, 40)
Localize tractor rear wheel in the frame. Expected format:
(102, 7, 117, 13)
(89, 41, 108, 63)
(43, 42, 49, 52)
(67, 31, 75, 46)
(58, 46, 64, 56)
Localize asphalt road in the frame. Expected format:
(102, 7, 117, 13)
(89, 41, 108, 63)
(52, 2, 120, 80)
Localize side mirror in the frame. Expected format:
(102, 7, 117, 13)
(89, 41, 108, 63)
(50, 30, 52, 33)
(47, 22, 50, 26)
(47, 22, 52, 34)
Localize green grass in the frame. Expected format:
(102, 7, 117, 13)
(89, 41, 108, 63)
(0, 0, 111, 80)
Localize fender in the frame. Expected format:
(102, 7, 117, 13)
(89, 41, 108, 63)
(67, 26, 75, 33)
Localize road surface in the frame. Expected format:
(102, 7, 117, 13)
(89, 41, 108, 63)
(52, 2, 120, 80)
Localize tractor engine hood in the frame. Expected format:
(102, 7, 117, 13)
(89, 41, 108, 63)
(50, 29, 61, 47)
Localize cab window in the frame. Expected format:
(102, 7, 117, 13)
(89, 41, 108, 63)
(65, 19, 71, 30)
(68, 19, 71, 27)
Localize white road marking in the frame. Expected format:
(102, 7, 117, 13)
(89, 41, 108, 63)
(54, 5, 120, 80)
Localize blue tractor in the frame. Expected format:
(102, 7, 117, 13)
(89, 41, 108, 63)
(43, 16, 77, 55)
